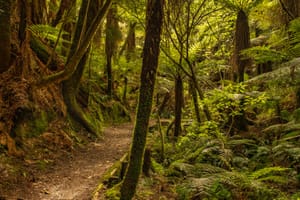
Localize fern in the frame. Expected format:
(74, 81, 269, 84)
(281, 131, 300, 141)
(241, 46, 286, 64)
(227, 138, 257, 147)
(257, 175, 288, 184)
(193, 163, 227, 176)
(216, 0, 263, 12)
(249, 166, 290, 180)
(272, 141, 300, 164)
(28, 24, 70, 45)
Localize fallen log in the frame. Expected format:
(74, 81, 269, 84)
(92, 153, 128, 199)
(246, 57, 300, 87)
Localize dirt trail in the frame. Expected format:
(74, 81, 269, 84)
(1, 123, 133, 200)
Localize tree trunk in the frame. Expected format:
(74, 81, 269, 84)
(120, 0, 164, 199)
(126, 22, 137, 61)
(105, 4, 119, 97)
(38, 0, 112, 85)
(174, 74, 183, 138)
(122, 77, 128, 104)
(52, 0, 77, 56)
(31, 0, 47, 24)
(280, 0, 300, 25)
(0, 0, 11, 73)
(52, 0, 74, 26)
(62, 0, 103, 137)
(142, 148, 152, 177)
(30, 36, 65, 70)
(190, 80, 201, 123)
(233, 9, 250, 83)
(93, 0, 104, 48)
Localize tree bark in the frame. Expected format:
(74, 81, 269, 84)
(120, 0, 164, 199)
(122, 77, 128, 104)
(105, 3, 119, 97)
(233, 9, 250, 83)
(123, 22, 137, 61)
(38, 0, 112, 85)
(0, 0, 12, 73)
(31, 0, 47, 24)
(52, 0, 74, 26)
(174, 74, 183, 138)
(190, 80, 201, 123)
(62, 0, 103, 137)
(52, 0, 77, 56)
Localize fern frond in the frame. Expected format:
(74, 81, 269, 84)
(253, 145, 271, 159)
(193, 163, 227, 176)
(232, 156, 250, 168)
(227, 138, 257, 147)
(281, 131, 300, 141)
(28, 24, 70, 44)
(285, 147, 300, 161)
(241, 46, 286, 64)
(188, 41, 204, 63)
(257, 175, 288, 184)
(249, 166, 290, 180)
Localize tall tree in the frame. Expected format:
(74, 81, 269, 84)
(120, 0, 164, 199)
(62, 0, 111, 137)
(52, 0, 77, 56)
(105, 3, 121, 98)
(39, 0, 112, 85)
(161, 0, 213, 123)
(174, 73, 184, 138)
(216, 0, 262, 132)
(0, 0, 12, 73)
(233, 9, 250, 82)
(217, 0, 261, 82)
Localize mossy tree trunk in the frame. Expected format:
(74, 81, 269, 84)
(38, 0, 112, 85)
(190, 80, 201, 123)
(105, 3, 120, 98)
(0, 0, 11, 73)
(119, 22, 137, 61)
(120, 0, 164, 199)
(62, 0, 108, 137)
(93, 0, 104, 48)
(233, 9, 250, 83)
(122, 77, 128, 104)
(232, 9, 250, 132)
(125, 22, 137, 61)
(174, 74, 183, 138)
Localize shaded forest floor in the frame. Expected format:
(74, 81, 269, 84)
(0, 123, 133, 200)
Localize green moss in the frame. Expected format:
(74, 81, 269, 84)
(292, 108, 300, 122)
(151, 159, 165, 175)
(106, 184, 121, 200)
(31, 111, 49, 136)
(100, 100, 131, 123)
(13, 110, 54, 139)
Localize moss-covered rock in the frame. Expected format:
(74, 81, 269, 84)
(12, 109, 55, 139)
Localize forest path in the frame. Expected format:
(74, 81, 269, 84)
(4, 123, 133, 200)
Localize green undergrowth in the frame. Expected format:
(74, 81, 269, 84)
(147, 83, 300, 199)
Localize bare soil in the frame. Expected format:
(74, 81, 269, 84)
(0, 123, 133, 200)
